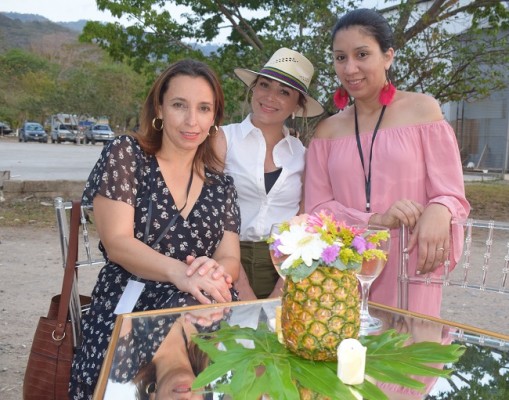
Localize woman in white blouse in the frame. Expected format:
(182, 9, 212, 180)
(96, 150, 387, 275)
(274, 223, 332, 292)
(213, 48, 324, 299)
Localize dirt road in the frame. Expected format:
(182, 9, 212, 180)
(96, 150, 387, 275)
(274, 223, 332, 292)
(0, 226, 97, 399)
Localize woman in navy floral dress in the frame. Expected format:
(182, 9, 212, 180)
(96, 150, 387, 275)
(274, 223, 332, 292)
(70, 59, 241, 399)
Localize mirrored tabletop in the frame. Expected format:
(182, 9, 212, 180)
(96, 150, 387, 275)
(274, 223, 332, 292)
(93, 299, 509, 399)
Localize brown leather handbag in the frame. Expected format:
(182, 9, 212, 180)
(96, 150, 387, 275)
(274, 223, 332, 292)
(23, 201, 90, 399)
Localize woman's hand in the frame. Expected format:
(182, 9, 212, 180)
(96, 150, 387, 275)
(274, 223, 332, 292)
(182, 306, 230, 327)
(369, 199, 424, 229)
(176, 264, 233, 304)
(185, 255, 233, 286)
(407, 203, 452, 274)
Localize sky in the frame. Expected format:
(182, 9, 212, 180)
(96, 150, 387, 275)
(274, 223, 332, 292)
(0, 0, 262, 43)
(0, 0, 229, 41)
(1, 0, 382, 25)
(1, 0, 129, 23)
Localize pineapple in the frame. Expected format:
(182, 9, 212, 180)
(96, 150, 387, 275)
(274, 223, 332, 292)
(281, 267, 360, 361)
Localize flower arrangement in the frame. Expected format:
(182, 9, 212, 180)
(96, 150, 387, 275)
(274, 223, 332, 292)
(268, 211, 389, 282)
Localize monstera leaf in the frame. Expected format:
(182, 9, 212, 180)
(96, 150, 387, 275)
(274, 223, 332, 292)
(192, 323, 465, 400)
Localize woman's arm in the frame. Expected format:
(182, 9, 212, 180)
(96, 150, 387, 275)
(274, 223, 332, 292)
(93, 195, 233, 304)
(211, 230, 241, 282)
(186, 230, 241, 285)
(210, 127, 227, 169)
(233, 266, 258, 301)
(407, 120, 470, 274)
(93, 194, 187, 281)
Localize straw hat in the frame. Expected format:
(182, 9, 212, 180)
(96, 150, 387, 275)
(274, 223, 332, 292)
(234, 48, 324, 117)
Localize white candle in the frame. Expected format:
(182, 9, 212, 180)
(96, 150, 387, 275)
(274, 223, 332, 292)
(337, 338, 367, 385)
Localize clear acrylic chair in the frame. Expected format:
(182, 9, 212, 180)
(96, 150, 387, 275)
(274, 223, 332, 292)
(54, 196, 105, 348)
(397, 218, 509, 311)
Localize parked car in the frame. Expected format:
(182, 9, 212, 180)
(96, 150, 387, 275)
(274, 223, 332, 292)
(51, 123, 79, 144)
(19, 122, 48, 143)
(0, 121, 13, 135)
(84, 124, 115, 144)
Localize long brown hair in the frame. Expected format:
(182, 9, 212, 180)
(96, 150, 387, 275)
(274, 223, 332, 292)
(136, 59, 225, 178)
(133, 340, 211, 400)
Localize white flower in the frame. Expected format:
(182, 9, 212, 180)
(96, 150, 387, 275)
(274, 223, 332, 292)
(276, 224, 327, 270)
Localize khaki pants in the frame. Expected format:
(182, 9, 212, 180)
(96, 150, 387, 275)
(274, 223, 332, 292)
(240, 241, 279, 299)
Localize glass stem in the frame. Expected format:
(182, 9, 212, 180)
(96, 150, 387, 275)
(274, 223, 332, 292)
(360, 281, 372, 319)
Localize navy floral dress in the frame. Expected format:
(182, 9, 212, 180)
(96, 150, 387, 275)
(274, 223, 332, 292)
(69, 135, 240, 399)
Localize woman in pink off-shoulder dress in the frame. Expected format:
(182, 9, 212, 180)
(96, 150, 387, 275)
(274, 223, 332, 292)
(304, 8, 470, 317)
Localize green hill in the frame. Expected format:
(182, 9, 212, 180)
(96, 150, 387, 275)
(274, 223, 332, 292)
(0, 13, 78, 53)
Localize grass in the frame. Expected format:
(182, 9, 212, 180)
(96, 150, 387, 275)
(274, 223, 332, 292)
(1, 180, 508, 228)
(0, 198, 56, 228)
(464, 180, 509, 221)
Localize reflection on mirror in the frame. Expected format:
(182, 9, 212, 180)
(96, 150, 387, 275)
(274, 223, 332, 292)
(104, 306, 231, 399)
(100, 301, 508, 400)
(371, 307, 509, 400)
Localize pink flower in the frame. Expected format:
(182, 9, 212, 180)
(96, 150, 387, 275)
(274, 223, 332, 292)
(307, 210, 337, 233)
(307, 213, 323, 226)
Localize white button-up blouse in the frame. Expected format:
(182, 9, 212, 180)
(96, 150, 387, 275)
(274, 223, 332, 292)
(222, 115, 306, 241)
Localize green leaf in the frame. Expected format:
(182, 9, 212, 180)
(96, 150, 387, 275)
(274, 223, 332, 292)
(284, 261, 319, 282)
(192, 324, 466, 399)
(354, 378, 390, 400)
(289, 357, 358, 399)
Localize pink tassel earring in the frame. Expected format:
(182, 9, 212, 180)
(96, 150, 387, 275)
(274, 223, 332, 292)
(333, 86, 350, 110)
(379, 71, 396, 106)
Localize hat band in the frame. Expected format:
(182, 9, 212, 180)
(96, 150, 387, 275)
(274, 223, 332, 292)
(259, 67, 308, 94)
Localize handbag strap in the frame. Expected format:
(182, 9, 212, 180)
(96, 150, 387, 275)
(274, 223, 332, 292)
(53, 200, 81, 341)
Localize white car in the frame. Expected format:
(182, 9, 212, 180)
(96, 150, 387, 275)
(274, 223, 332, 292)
(51, 124, 79, 144)
(84, 124, 115, 144)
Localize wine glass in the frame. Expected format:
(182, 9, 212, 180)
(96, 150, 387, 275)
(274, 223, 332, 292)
(356, 225, 391, 334)
(269, 223, 287, 280)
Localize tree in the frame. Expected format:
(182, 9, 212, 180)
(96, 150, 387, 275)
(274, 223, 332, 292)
(81, 0, 509, 122)
(428, 343, 509, 399)
(0, 49, 59, 125)
(90, 62, 146, 130)
(0, 45, 145, 130)
(61, 63, 145, 130)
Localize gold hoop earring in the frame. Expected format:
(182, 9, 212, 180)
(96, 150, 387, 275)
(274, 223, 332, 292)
(152, 117, 163, 131)
(145, 382, 157, 394)
(208, 125, 219, 137)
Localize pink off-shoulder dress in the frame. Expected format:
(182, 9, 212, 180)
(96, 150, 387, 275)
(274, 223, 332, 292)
(304, 120, 470, 317)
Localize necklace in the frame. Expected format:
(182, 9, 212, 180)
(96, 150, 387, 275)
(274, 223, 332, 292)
(146, 161, 194, 247)
(354, 104, 387, 212)
(175, 165, 194, 215)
